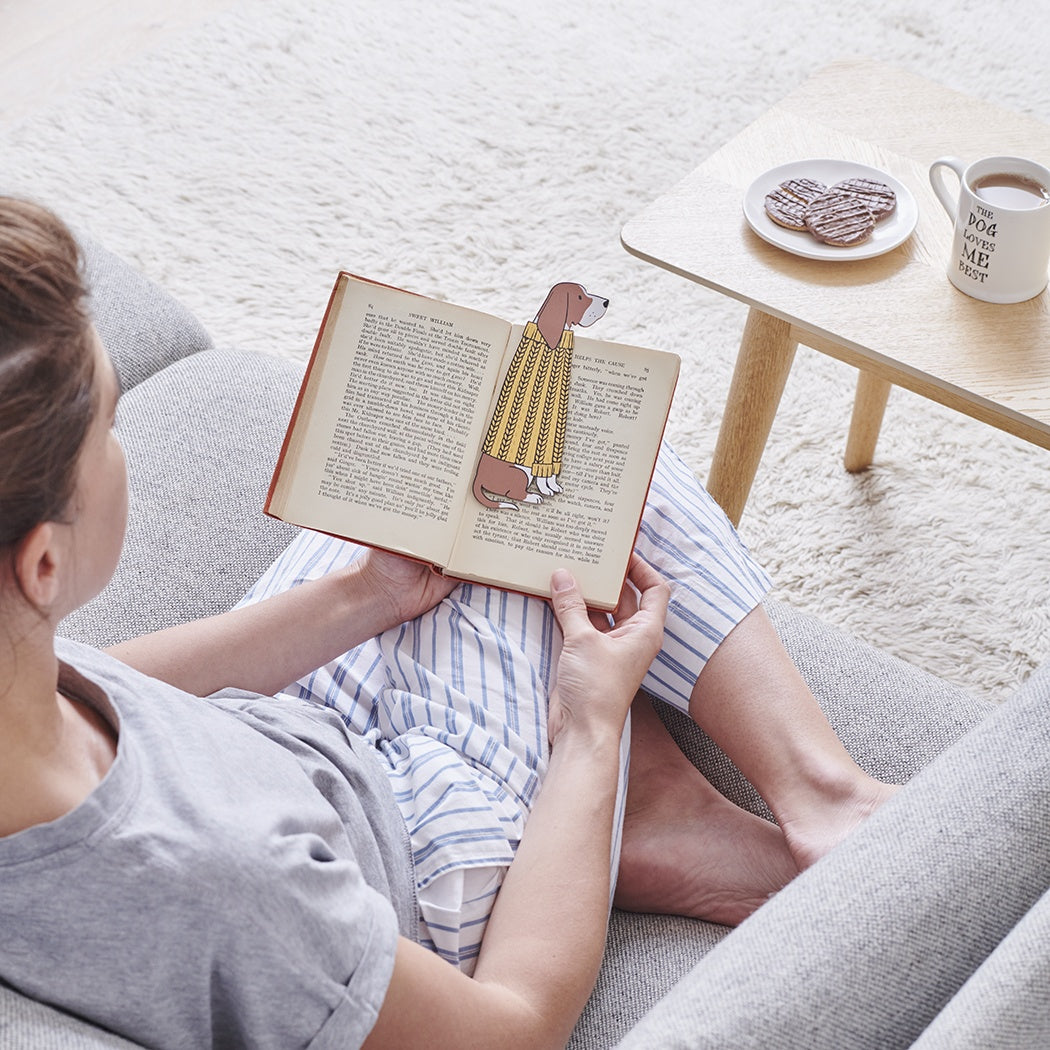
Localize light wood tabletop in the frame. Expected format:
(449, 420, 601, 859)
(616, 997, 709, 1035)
(621, 59, 1050, 525)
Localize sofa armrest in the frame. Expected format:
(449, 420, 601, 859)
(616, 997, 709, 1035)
(614, 650, 1039, 1050)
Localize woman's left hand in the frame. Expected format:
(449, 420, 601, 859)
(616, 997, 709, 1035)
(353, 547, 460, 629)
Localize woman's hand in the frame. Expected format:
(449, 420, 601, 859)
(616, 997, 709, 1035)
(546, 555, 670, 748)
(352, 547, 460, 631)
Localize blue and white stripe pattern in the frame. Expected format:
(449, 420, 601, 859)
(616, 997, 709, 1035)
(239, 442, 770, 971)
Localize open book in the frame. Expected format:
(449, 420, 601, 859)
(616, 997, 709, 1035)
(265, 273, 680, 610)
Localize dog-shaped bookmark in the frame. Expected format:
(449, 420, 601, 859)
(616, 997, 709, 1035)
(472, 282, 608, 509)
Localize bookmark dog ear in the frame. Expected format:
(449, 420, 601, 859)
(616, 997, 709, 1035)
(471, 282, 609, 509)
(536, 284, 572, 352)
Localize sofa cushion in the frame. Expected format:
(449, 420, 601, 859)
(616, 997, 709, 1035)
(78, 234, 213, 391)
(59, 347, 303, 647)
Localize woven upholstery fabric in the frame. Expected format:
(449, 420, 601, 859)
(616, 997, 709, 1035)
(0, 989, 138, 1050)
(911, 887, 1050, 1049)
(59, 229, 297, 644)
(79, 234, 213, 392)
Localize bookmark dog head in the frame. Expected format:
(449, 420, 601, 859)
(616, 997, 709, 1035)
(535, 282, 609, 351)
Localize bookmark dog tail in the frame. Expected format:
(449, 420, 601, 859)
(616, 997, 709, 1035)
(472, 454, 521, 510)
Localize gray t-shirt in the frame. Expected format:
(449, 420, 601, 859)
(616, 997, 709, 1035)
(0, 639, 417, 1050)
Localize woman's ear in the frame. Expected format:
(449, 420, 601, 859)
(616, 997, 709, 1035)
(13, 522, 64, 613)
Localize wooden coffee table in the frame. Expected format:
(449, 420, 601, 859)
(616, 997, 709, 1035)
(621, 59, 1050, 525)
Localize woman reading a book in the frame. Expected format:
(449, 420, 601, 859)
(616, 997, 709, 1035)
(0, 196, 895, 1049)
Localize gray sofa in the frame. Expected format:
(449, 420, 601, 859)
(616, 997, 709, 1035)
(3, 238, 1038, 1048)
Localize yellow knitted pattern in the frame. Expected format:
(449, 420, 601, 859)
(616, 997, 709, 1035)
(481, 321, 573, 479)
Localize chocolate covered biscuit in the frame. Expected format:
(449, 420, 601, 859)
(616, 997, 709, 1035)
(804, 190, 876, 246)
(764, 187, 809, 230)
(832, 177, 897, 221)
(763, 178, 828, 230)
(781, 177, 827, 204)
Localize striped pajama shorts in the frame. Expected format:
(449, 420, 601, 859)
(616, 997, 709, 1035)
(238, 442, 771, 972)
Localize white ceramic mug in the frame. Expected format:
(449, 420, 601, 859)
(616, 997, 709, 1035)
(929, 154, 1050, 304)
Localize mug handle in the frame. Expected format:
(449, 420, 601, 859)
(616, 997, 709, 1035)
(929, 156, 966, 216)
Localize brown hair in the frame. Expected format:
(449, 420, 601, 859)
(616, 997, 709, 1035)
(0, 197, 96, 551)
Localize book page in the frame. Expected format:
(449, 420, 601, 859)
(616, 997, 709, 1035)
(447, 328, 680, 609)
(268, 275, 511, 564)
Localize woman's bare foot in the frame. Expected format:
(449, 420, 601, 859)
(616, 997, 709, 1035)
(614, 699, 800, 927)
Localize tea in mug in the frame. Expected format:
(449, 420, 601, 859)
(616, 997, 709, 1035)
(972, 172, 1050, 209)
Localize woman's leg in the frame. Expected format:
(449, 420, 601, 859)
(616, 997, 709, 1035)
(621, 445, 895, 920)
(242, 446, 894, 932)
(686, 605, 896, 871)
(616, 612, 897, 926)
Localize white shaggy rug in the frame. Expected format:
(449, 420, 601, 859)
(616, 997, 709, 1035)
(5, 0, 1050, 702)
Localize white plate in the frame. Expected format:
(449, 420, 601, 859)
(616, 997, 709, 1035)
(742, 159, 918, 261)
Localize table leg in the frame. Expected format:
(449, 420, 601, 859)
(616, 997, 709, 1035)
(706, 307, 797, 526)
(844, 370, 892, 473)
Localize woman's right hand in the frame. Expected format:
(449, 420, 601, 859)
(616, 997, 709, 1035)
(546, 555, 670, 748)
